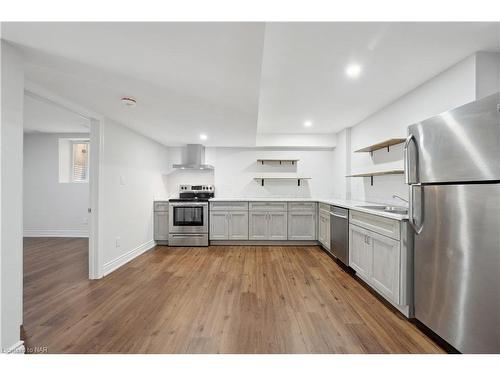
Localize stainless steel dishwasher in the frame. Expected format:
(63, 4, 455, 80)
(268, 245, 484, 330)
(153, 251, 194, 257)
(330, 206, 349, 265)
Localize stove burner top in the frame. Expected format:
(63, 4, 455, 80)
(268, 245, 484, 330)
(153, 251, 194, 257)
(169, 184, 214, 202)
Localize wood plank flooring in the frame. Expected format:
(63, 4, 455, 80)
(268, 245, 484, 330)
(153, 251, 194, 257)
(23, 238, 444, 353)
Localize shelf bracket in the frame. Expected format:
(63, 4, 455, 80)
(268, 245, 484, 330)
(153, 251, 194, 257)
(261, 160, 264, 165)
(370, 176, 374, 186)
(292, 161, 295, 165)
(298, 179, 301, 186)
(387, 146, 390, 152)
(261, 178, 264, 186)
(279, 160, 282, 165)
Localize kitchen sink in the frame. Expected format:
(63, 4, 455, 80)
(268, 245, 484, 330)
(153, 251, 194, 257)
(356, 205, 408, 214)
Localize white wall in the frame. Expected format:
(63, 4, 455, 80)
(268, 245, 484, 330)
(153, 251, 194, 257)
(330, 128, 350, 200)
(99, 118, 169, 274)
(23, 133, 90, 237)
(165, 146, 336, 199)
(256, 133, 337, 148)
(347, 54, 479, 205)
(475, 52, 500, 99)
(0, 41, 24, 352)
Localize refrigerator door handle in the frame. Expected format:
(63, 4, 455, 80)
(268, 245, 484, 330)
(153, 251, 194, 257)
(409, 183, 424, 234)
(404, 134, 418, 184)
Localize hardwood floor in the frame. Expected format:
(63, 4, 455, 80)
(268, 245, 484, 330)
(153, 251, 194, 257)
(23, 238, 444, 353)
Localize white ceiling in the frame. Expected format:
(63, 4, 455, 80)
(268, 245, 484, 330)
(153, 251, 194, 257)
(2, 22, 499, 145)
(24, 93, 90, 133)
(258, 22, 500, 134)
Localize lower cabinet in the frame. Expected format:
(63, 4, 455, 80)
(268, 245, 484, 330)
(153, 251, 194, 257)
(154, 211, 169, 242)
(228, 211, 249, 240)
(349, 223, 400, 304)
(288, 210, 316, 240)
(318, 209, 330, 249)
(209, 211, 229, 240)
(249, 211, 287, 240)
(210, 210, 249, 240)
(268, 212, 288, 240)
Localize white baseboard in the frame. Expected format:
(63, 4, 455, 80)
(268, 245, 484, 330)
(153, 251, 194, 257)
(23, 229, 89, 238)
(102, 239, 156, 277)
(5, 340, 25, 354)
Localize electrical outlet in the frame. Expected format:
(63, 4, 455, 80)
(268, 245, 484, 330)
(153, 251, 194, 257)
(116, 237, 121, 248)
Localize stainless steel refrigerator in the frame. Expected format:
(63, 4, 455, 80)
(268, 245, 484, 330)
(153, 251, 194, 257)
(405, 92, 500, 353)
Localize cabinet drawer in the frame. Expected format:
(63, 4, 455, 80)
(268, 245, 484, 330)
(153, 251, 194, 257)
(210, 201, 249, 211)
(349, 210, 400, 240)
(288, 202, 316, 211)
(318, 202, 330, 212)
(249, 202, 287, 211)
(154, 202, 169, 212)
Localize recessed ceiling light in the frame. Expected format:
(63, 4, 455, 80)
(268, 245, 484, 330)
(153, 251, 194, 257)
(304, 120, 313, 128)
(345, 64, 362, 78)
(199, 134, 208, 141)
(121, 97, 137, 107)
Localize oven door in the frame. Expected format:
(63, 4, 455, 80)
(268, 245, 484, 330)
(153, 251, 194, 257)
(169, 202, 208, 233)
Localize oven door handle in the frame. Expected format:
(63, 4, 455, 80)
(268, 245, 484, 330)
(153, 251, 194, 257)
(170, 234, 207, 237)
(169, 202, 208, 207)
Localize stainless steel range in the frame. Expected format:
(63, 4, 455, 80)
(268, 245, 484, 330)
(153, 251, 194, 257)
(168, 184, 214, 246)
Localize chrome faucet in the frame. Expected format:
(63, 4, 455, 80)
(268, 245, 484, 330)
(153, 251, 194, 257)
(393, 194, 409, 204)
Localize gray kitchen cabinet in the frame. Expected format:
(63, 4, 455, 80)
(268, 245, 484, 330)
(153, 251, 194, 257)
(318, 208, 330, 249)
(288, 210, 316, 240)
(154, 201, 169, 244)
(349, 224, 372, 279)
(249, 211, 269, 240)
(210, 211, 229, 240)
(269, 211, 288, 240)
(228, 211, 249, 240)
(249, 211, 287, 240)
(210, 210, 249, 240)
(154, 211, 169, 242)
(349, 223, 401, 305)
(370, 231, 400, 304)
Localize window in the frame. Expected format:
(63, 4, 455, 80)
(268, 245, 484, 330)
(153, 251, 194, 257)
(71, 142, 89, 182)
(59, 138, 90, 183)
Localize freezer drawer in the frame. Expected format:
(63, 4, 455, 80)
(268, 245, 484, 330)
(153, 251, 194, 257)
(414, 183, 500, 353)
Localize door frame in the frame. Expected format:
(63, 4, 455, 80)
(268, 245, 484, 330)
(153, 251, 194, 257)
(24, 84, 103, 279)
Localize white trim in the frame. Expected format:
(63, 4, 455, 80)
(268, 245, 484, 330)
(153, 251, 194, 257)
(102, 240, 156, 277)
(23, 229, 89, 238)
(89, 118, 103, 279)
(5, 340, 25, 354)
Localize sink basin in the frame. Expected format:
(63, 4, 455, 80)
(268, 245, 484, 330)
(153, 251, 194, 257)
(356, 205, 408, 214)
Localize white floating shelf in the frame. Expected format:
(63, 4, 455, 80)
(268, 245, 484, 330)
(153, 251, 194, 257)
(257, 159, 299, 165)
(254, 177, 311, 186)
(354, 138, 406, 154)
(346, 170, 404, 186)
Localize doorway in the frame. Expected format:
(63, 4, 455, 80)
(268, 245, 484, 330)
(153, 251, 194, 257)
(22, 90, 100, 280)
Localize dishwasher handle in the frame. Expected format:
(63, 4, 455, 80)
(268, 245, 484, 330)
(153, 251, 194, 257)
(330, 212, 348, 219)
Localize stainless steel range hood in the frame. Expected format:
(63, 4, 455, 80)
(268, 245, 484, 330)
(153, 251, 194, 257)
(172, 144, 214, 170)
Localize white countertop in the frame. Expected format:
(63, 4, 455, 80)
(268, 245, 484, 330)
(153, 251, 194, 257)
(208, 197, 408, 221)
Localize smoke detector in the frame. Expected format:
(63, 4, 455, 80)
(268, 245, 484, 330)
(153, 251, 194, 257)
(121, 97, 137, 107)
